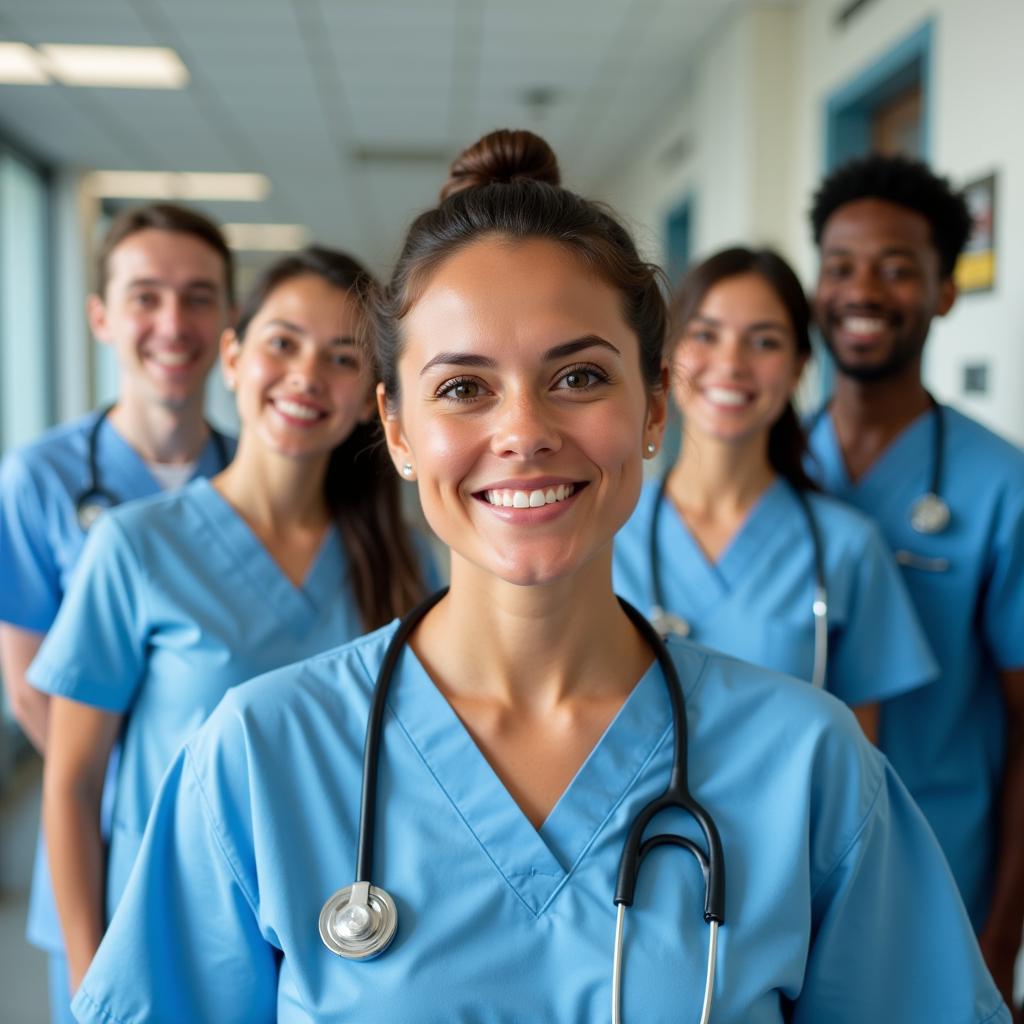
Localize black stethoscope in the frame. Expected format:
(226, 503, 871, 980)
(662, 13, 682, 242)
(649, 471, 830, 690)
(810, 396, 951, 571)
(74, 404, 230, 531)
(318, 588, 727, 1024)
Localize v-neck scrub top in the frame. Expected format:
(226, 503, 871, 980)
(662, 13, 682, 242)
(28, 477, 377, 921)
(73, 624, 1006, 1023)
(0, 411, 232, 955)
(613, 478, 936, 708)
(807, 404, 1024, 929)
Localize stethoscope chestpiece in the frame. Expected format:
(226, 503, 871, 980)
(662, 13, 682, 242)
(319, 880, 398, 960)
(649, 605, 691, 639)
(76, 500, 108, 532)
(909, 492, 950, 535)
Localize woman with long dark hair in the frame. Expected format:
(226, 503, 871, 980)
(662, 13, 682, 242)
(69, 136, 1003, 1022)
(30, 246, 432, 991)
(613, 247, 935, 739)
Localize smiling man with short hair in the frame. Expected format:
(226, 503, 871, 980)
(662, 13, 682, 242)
(0, 202, 236, 1023)
(805, 154, 1024, 1011)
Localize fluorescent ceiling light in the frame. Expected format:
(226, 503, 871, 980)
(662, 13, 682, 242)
(85, 171, 270, 202)
(224, 224, 310, 251)
(0, 43, 50, 85)
(39, 44, 188, 89)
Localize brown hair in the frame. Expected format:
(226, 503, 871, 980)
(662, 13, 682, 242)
(669, 247, 818, 492)
(235, 246, 427, 628)
(375, 129, 667, 408)
(95, 203, 235, 305)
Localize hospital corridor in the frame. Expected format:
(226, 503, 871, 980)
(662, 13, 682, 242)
(2, 0, 1024, 1021)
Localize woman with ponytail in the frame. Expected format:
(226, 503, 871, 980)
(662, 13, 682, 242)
(614, 248, 936, 739)
(30, 246, 432, 992)
(70, 138, 1005, 1022)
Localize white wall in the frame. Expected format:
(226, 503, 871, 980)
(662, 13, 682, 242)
(602, 0, 1024, 446)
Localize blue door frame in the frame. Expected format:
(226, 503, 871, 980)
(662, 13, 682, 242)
(817, 19, 934, 399)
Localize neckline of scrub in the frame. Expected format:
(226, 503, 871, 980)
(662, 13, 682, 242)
(385, 638, 678, 915)
(658, 476, 787, 593)
(99, 412, 227, 495)
(191, 477, 345, 618)
(815, 404, 935, 502)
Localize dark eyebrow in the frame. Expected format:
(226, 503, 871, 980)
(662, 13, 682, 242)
(746, 320, 791, 333)
(690, 314, 789, 333)
(263, 319, 357, 346)
(126, 277, 219, 291)
(419, 335, 620, 377)
(419, 352, 496, 376)
(544, 335, 621, 360)
(821, 245, 919, 260)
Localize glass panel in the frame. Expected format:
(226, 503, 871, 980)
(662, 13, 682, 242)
(0, 151, 49, 450)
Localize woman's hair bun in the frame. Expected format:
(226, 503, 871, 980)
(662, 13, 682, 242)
(440, 129, 561, 201)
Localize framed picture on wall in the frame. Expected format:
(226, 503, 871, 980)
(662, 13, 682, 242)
(955, 173, 996, 294)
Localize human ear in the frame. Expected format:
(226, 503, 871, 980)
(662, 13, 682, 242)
(937, 277, 958, 318)
(86, 294, 111, 345)
(644, 363, 671, 450)
(376, 382, 414, 477)
(219, 329, 241, 391)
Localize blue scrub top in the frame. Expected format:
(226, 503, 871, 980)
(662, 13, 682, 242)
(806, 404, 1024, 929)
(0, 411, 231, 953)
(74, 624, 1006, 1023)
(29, 476, 433, 922)
(613, 478, 936, 707)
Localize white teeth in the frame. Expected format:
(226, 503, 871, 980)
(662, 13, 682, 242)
(844, 316, 886, 335)
(150, 351, 192, 367)
(485, 485, 575, 508)
(275, 399, 320, 421)
(704, 386, 748, 407)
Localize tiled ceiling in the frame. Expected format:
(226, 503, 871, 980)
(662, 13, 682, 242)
(0, 0, 736, 272)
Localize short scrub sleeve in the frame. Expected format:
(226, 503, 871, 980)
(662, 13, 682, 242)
(72, 711, 278, 1024)
(795, 757, 1008, 1022)
(826, 518, 937, 706)
(0, 450, 62, 631)
(28, 513, 148, 711)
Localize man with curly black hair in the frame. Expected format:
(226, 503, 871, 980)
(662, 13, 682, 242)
(806, 153, 1024, 1011)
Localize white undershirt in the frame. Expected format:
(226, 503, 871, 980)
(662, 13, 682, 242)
(146, 459, 198, 492)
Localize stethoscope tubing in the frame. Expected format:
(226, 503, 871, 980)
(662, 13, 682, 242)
(334, 588, 725, 1022)
(75, 404, 230, 530)
(355, 587, 447, 883)
(649, 470, 830, 689)
(808, 396, 948, 531)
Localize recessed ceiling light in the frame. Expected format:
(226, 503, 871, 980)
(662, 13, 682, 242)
(0, 42, 49, 85)
(224, 224, 310, 251)
(39, 44, 188, 89)
(85, 171, 270, 202)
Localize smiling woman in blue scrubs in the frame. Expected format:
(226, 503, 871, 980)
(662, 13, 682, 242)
(28, 246, 433, 994)
(72, 132, 1007, 1023)
(614, 248, 936, 737)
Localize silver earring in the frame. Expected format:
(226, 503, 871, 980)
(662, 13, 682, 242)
(401, 462, 414, 477)
(645, 442, 656, 456)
